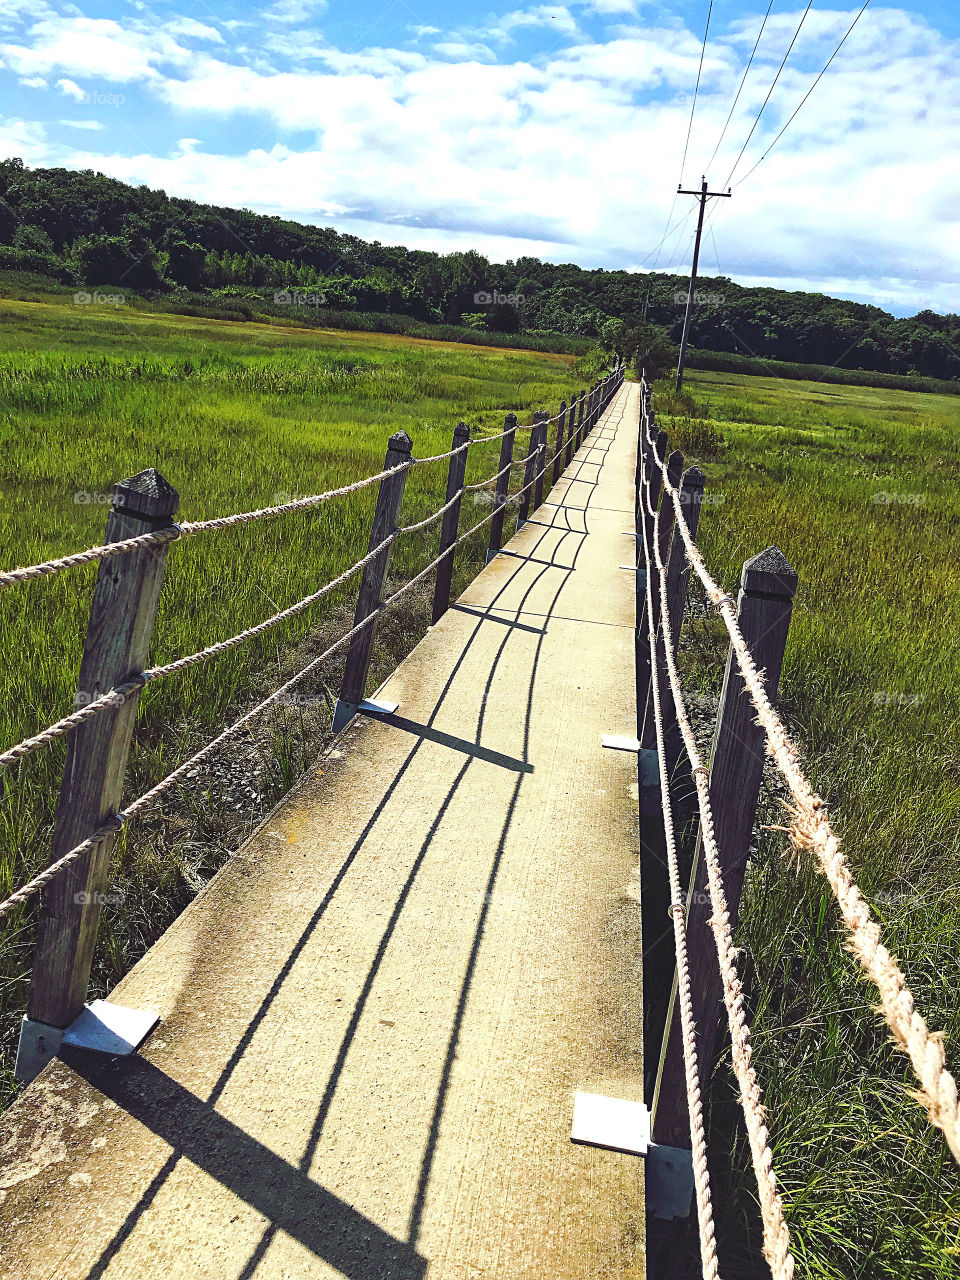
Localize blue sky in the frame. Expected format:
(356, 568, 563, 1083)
(1, 2, 957, 315)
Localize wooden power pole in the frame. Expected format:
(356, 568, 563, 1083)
(675, 177, 731, 393)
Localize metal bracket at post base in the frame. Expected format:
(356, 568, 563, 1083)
(332, 697, 400, 734)
(15, 998, 159, 1084)
(569, 1092, 693, 1220)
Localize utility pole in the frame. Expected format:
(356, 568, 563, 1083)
(675, 177, 731, 393)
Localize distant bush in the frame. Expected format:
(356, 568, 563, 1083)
(686, 346, 960, 397)
(0, 247, 74, 283)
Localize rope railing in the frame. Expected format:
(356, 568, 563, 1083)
(639, 378, 960, 1167)
(0, 422, 568, 923)
(0, 367, 625, 934)
(0, 394, 589, 593)
(640, 447, 796, 1279)
(638, 456, 721, 1280)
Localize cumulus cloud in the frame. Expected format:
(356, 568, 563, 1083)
(0, 4, 956, 312)
(55, 77, 86, 101)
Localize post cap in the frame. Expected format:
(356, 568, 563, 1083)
(111, 469, 180, 521)
(667, 448, 684, 477)
(534, 410, 550, 422)
(741, 545, 798, 598)
(387, 430, 413, 455)
(680, 465, 706, 490)
(505, 412, 518, 427)
(654, 431, 668, 459)
(453, 421, 470, 439)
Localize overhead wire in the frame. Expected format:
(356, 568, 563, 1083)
(722, 0, 815, 190)
(732, 1, 873, 189)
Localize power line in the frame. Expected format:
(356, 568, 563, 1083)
(722, 0, 815, 190)
(678, 0, 715, 188)
(733, 1, 873, 189)
(703, 0, 776, 179)
(638, 202, 697, 270)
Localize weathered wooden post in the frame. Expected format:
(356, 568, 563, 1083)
(19, 469, 179, 1082)
(431, 421, 470, 624)
(640, 450, 684, 751)
(551, 401, 567, 486)
(533, 410, 550, 511)
(577, 387, 588, 451)
(636, 429, 668, 715)
(664, 466, 706, 655)
(517, 417, 543, 528)
(585, 382, 599, 439)
(333, 431, 412, 731)
(486, 413, 517, 563)
(565, 392, 582, 467)
(652, 546, 799, 1149)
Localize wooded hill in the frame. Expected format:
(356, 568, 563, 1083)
(2, 156, 958, 380)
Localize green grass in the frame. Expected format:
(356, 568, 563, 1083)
(663, 368, 960, 1276)
(0, 296, 590, 1102)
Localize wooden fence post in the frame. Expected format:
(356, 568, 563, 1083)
(517, 418, 542, 528)
(636, 429, 668, 716)
(23, 469, 180, 1065)
(664, 466, 706, 655)
(551, 401, 567, 486)
(565, 392, 582, 467)
(652, 545, 799, 1148)
(640, 449, 684, 751)
(431, 421, 470, 624)
(333, 431, 412, 731)
(533, 410, 550, 511)
(486, 413, 517, 563)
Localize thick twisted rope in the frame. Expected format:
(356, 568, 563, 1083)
(0, 452, 552, 922)
(641, 447, 796, 1280)
(0, 384, 621, 592)
(638, 475, 720, 1280)
(0, 383, 623, 917)
(640, 380, 960, 1166)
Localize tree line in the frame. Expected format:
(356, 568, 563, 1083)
(1, 157, 958, 380)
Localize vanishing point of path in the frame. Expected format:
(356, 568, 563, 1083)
(0, 382, 645, 1278)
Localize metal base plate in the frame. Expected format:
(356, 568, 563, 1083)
(646, 1144, 695, 1220)
(15, 999, 159, 1084)
(359, 698, 400, 716)
(570, 1091, 650, 1156)
(62, 999, 159, 1056)
(601, 735, 641, 752)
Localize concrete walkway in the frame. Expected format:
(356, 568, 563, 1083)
(0, 382, 644, 1279)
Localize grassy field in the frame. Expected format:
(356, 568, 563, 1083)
(0, 296, 595, 1102)
(662, 369, 960, 1277)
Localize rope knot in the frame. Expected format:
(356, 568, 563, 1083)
(668, 901, 685, 920)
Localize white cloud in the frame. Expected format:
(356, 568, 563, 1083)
(55, 77, 86, 101)
(264, 0, 328, 24)
(58, 118, 103, 130)
(2, 5, 958, 313)
(19, 74, 47, 88)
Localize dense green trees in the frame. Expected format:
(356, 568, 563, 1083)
(0, 156, 958, 378)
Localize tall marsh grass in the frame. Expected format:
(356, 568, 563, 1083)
(668, 369, 960, 1276)
(0, 298, 588, 1103)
